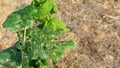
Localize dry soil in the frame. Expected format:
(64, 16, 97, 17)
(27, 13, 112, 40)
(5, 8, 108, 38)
(0, 0, 120, 68)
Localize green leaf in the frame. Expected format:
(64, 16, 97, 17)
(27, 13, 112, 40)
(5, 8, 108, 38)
(0, 52, 10, 64)
(22, 56, 30, 68)
(41, 59, 48, 65)
(3, 13, 22, 31)
(3, 5, 36, 31)
(63, 40, 75, 50)
(32, 45, 49, 60)
(24, 45, 34, 59)
(2, 62, 18, 68)
(0, 46, 21, 68)
(39, 47, 49, 60)
(51, 56, 58, 65)
(50, 0, 58, 13)
(46, 18, 70, 32)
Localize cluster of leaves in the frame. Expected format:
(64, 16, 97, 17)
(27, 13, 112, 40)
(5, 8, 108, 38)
(0, 0, 75, 68)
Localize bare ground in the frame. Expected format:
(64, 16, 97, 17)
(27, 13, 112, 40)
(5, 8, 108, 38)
(0, 0, 120, 68)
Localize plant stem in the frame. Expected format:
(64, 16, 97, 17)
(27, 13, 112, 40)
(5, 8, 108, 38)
(24, 27, 27, 43)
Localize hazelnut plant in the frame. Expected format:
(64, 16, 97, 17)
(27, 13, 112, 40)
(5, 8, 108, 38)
(0, 0, 75, 68)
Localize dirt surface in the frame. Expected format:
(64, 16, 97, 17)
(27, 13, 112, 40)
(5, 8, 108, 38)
(0, 27, 18, 51)
(0, 0, 120, 68)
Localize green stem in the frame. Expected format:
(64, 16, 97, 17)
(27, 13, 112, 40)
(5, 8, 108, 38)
(43, 22, 47, 31)
(23, 27, 27, 43)
(19, 51, 24, 68)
